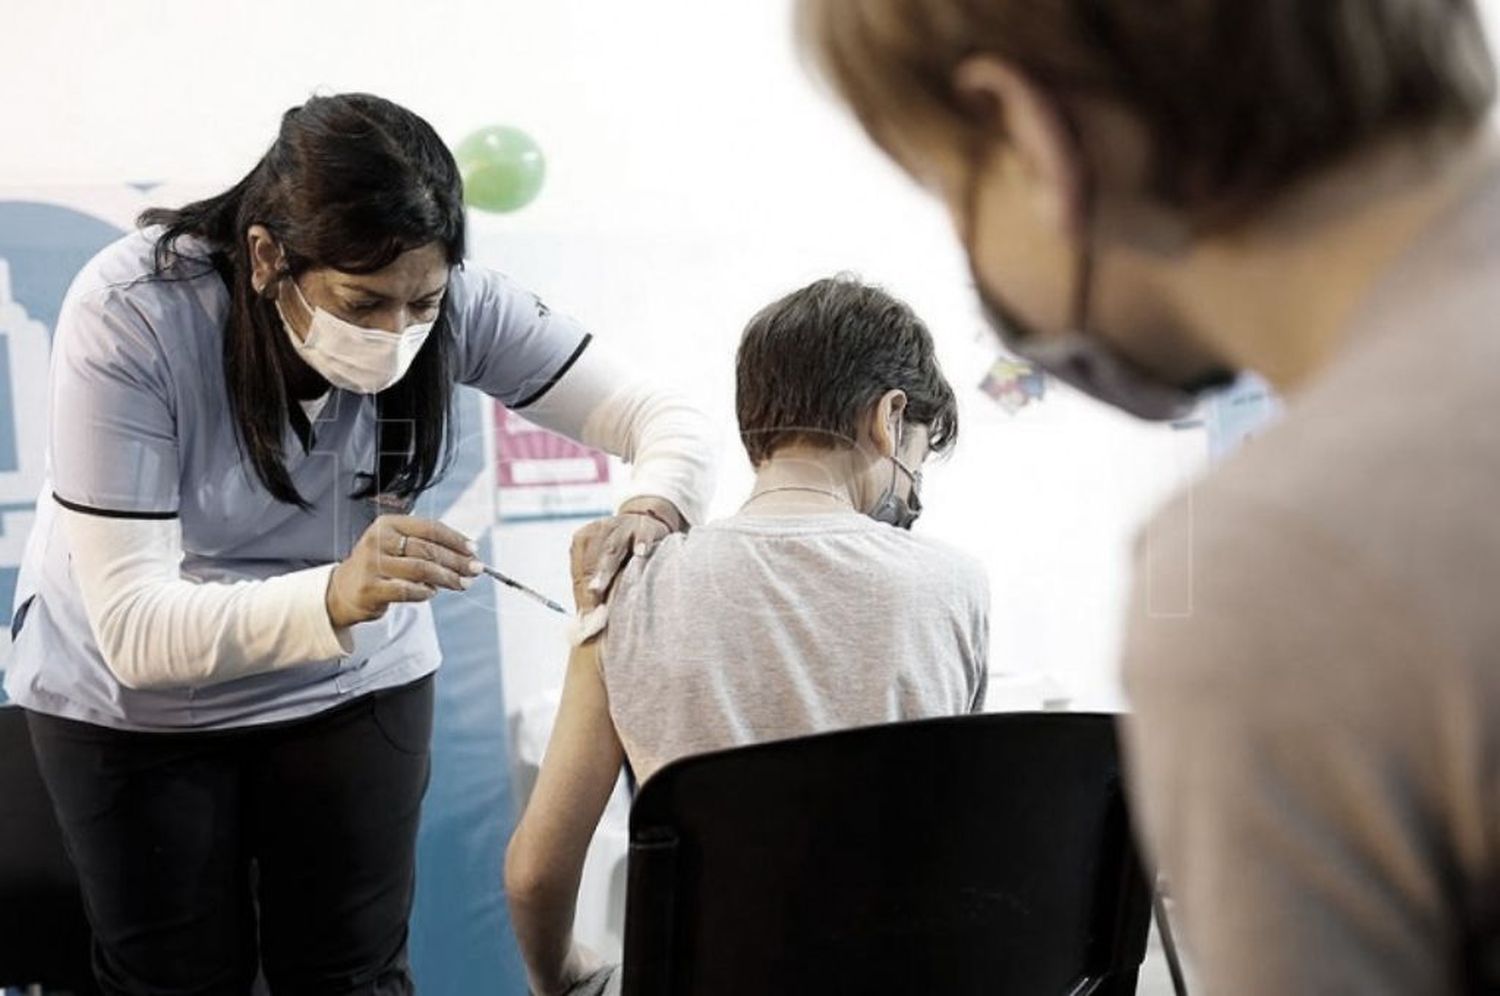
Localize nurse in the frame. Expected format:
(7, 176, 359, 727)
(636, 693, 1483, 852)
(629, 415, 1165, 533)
(4, 92, 715, 995)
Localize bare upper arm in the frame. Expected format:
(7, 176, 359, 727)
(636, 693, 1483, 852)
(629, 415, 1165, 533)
(505, 641, 626, 899)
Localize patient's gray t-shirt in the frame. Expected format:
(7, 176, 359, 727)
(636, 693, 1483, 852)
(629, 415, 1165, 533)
(599, 512, 989, 784)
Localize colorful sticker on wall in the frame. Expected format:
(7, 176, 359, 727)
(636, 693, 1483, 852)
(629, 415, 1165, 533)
(493, 405, 613, 519)
(978, 356, 1047, 414)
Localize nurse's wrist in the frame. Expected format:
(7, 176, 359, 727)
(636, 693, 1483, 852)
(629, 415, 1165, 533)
(298, 564, 357, 657)
(324, 561, 361, 632)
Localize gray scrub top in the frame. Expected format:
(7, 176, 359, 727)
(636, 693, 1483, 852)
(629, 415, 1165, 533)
(3, 228, 589, 731)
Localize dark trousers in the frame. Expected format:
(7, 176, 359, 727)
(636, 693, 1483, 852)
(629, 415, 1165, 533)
(25, 674, 435, 996)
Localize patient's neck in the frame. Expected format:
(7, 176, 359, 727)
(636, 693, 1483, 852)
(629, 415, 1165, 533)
(743, 446, 860, 517)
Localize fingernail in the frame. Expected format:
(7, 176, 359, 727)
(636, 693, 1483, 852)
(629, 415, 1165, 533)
(460, 576, 473, 590)
(468, 560, 484, 575)
(634, 542, 647, 557)
(589, 573, 608, 592)
(465, 539, 478, 554)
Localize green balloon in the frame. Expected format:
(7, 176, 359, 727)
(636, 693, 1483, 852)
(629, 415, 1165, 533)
(455, 126, 546, 214)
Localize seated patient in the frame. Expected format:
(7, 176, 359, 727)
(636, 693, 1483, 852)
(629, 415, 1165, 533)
(505, 276, 990, 995)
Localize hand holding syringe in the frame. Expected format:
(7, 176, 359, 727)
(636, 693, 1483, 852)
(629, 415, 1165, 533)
(327, 515, 569, 628)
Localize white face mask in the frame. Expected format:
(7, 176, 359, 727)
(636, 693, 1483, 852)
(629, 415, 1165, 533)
(276, 277, 435, 394)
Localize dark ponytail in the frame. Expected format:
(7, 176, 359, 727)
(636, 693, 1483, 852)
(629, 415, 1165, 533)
(140, 92, 466, 508)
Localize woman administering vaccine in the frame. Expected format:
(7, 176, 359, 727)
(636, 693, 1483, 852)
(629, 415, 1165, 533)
(3, 93, 714, 994)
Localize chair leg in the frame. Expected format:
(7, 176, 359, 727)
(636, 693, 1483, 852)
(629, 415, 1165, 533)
(1154, 889, 1190, 996)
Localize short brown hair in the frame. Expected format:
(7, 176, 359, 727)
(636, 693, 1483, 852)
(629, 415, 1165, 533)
(799, 0, 1495, 216)
(736, 276, 958, 466)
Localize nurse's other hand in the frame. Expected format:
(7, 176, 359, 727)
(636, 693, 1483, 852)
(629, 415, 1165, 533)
(326, 515, 483, 629)
(569, 497, 683, 612)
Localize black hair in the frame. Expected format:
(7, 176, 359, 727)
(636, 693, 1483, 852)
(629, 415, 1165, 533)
(736, 275, 959, 465)
(139, 92, 466, 508)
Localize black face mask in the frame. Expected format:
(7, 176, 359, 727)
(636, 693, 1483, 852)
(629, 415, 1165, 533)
(961, 152, 1237, 421)
(868, 452, 923, 530)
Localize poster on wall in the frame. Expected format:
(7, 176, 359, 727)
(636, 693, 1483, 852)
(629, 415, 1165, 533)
(493, 404, 613, 520)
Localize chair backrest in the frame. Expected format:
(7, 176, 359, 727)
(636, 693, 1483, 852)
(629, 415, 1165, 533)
(0, 706, 99, 993)
(621, 712, 1151, 996)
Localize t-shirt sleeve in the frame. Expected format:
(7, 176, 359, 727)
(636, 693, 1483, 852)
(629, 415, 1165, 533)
(447, 263, 592, 408)
(48, 285, 180, 517)
(930, 544, 991, 713)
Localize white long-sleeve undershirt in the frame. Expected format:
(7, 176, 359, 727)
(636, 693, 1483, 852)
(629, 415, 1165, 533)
(62, 341, 718, 691)
(59, 510, 352, 691)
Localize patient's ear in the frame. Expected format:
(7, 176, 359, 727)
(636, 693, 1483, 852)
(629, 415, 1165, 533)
(866, 390, 909, 458)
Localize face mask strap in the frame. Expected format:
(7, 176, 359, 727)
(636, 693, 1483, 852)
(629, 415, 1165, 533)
(289, 275, 315, 321)
(891, 453, 923, 517)
(1057, 102, 1098, 341)
(888, 416, 908, 498)
(272, 267, 316, 331)
(867, 416, 922, 528)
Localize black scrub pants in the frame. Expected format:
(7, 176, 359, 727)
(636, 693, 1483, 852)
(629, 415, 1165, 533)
(24, 673, 435, 996)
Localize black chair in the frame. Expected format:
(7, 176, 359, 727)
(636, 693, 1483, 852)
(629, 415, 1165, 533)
(0, 705, 99, 994)
(621, 712, 1152, 995)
